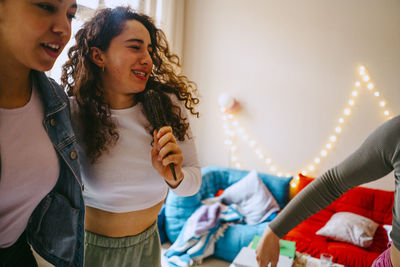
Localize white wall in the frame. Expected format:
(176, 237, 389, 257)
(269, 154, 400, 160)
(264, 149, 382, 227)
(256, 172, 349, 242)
(183, 0, 400, 190)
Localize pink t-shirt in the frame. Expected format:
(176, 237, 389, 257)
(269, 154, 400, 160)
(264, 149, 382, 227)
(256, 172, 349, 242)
(0, 85, 59, 248)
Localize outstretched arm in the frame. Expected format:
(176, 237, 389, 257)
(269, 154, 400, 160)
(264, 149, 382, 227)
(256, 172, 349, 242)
(256, 116, 400, 266)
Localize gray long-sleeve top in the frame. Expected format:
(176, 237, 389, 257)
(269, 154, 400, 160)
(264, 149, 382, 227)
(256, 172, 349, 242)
(269, 116, 400, 250)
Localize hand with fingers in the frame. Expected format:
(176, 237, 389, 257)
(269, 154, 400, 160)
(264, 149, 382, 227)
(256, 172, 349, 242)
(151, 126, 184, 187)
(256, 226, 281, 267)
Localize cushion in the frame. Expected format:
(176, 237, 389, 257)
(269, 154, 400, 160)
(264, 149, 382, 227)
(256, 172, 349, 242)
(220, 169, 280, 225)
(292, 173, 314, 197)
(297, 173, 314, 191)
(316, 212, 379, 248)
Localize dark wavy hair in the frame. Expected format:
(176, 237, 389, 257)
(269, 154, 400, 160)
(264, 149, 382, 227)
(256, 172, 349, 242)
(62, 6, 199, 163)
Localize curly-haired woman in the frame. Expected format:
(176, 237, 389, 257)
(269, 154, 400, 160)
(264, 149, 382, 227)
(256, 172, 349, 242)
(62, 6, 201, 267)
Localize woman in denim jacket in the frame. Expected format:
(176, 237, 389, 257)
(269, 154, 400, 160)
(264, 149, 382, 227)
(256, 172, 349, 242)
(0, 1, 84, 266)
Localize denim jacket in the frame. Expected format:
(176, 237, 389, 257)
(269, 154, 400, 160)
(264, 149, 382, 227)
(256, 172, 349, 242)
(4, 71, 85, 266)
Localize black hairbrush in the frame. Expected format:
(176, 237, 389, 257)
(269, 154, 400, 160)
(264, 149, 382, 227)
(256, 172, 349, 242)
(143, 89, 177, 181)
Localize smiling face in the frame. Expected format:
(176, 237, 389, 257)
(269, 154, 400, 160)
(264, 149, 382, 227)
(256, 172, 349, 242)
(96, 19, 154, 109)
(0, 0, 77, 71)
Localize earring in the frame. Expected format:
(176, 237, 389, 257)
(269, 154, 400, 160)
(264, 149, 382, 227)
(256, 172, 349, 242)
(102, 65, 105, 72)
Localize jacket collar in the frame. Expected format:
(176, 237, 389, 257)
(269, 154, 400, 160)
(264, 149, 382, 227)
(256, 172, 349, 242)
(32, 70, 67, 117)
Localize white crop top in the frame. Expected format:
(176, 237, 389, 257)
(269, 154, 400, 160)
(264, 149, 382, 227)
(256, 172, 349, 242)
(70, 97, 201, 213)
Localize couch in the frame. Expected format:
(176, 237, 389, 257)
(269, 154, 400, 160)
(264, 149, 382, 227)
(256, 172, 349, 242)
(160, 165, 293, 262)
(285, 174, 394, 267)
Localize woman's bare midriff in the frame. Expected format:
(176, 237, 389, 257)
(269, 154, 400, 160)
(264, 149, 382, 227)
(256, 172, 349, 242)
(85, 200, 164, 237)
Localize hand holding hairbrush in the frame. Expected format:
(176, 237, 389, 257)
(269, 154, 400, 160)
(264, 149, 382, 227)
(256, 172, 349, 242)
(143, 89, 178, 181)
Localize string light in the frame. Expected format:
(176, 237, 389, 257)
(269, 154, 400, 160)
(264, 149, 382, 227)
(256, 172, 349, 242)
(219, 66, 393, 176)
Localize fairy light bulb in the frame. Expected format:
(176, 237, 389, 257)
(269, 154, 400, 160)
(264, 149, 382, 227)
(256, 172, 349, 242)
(326, 143, 332, 149)
(277, 172, 282, 177)
(338, 118, 344, 123)
(352, 91, 358, 97)
(270, 166, 276, 172)
(380, 101, 386, 107)
(265, 158, 272, 164)
(374, 92, 380, 97)
(301, 171, 307, 176)
(384, 110, 389, 116)
(367, 83, 374, 90)
(249, 140, 256, 147)
(344, 108, 351, 115)
(308, 165, 315, 171)
(355, 81, 361, 87)
(224, 139, 232, 145)
(314, 157, 321, 164)
(348, 100, 355, 106)
(363, 75, 370, 82)
(321, 150, 328, 157)
(330, 135, 337, 142)
(359, 66, 365, 75)
(335, 127, 342, 133)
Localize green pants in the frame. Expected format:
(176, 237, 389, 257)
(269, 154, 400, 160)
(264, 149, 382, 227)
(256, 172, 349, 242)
(84, 221, 161, 267)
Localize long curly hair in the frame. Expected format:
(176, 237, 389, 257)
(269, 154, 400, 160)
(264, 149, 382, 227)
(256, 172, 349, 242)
(62, 6, 199, 163)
